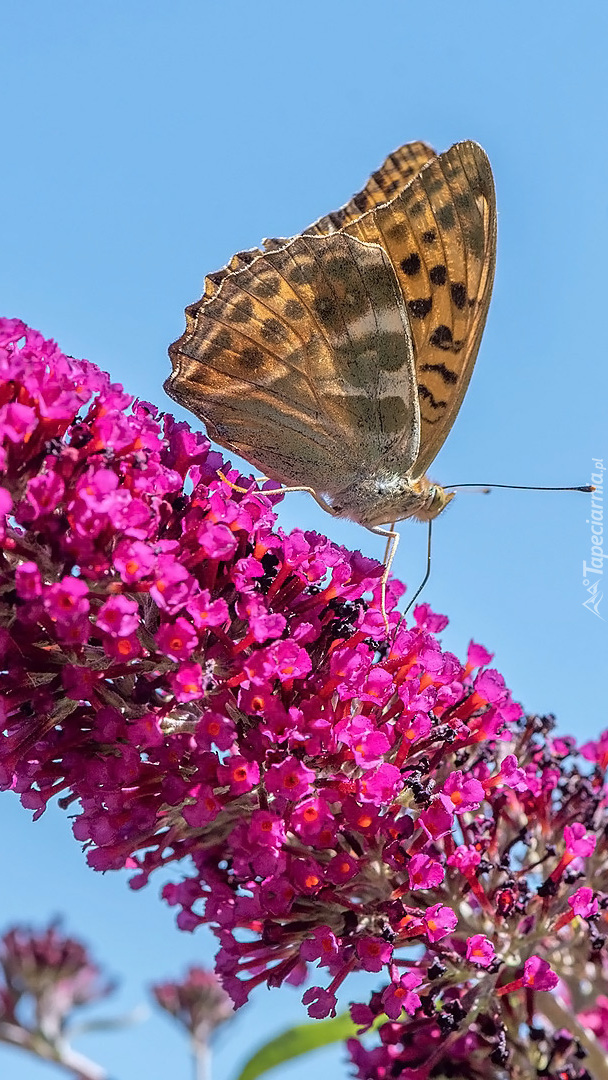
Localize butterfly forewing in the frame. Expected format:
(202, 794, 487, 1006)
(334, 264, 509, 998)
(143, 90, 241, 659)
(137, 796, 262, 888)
(341, 140, 496, 477)
(304, 141, 437, 236)
(166, 231, 420, 493)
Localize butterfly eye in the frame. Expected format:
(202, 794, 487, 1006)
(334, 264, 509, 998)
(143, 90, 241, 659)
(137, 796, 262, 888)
(428, 485, 454, 516)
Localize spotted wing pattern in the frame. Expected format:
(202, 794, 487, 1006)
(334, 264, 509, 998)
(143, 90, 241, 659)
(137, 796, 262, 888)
(304, 140, 436, 236)
(340, 141, 496, 476)
(197, 141, 437, 303)
(166, 230, 420, 494)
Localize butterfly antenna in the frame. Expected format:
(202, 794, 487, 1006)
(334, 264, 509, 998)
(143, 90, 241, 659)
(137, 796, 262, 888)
(446, 482, 595, 493)
(393, 519, 433, 636)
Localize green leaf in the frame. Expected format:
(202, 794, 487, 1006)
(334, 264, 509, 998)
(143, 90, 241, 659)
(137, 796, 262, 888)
(233, 1011, 359, 1080)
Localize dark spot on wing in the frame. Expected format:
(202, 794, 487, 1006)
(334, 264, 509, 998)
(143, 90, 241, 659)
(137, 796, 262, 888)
(384, 179, 401, 195)
(464, 220, 486, 258)
(329, 209, 346, 228)
(450, 283, 467, 310)
(231, 298, 254, 323)
(252, 274, 281, 298)
(378, 395, 410, 434)
(429, 264, 447, 286)
(454, 191, 474, 212)
(436, 204, 456, 230)
(325, 256, 352, 280)
(375, 330, 414, 373)
(422, 229, 437, 244)
(387, 221, 409, 241)
(262, 318, 287, 342)
(420, 362, 458, 385)
(214, 329, 232, 350)
(240, 346, 265, 370)
(418, 384, 446, 410)
(429, 325, 454, 350)
(401, 252, 421, 276)
(288, 262, 315, 286)
(408, 297, 432, 319)
(314, 296, 340, 326)
(424, 176, 445, 195)
(284, 300, 306, 320)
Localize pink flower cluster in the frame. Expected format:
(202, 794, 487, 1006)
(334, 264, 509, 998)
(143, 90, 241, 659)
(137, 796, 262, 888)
(0, 921, 111, 1079)
(152, 965, 233, 1040)
(2, 320, 608, 1080)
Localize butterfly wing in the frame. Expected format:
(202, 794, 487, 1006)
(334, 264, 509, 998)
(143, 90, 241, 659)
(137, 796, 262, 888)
(202, 141, 437, 303)
(166, 231, 421, 495)
(341, 141, 496, 477)
(304, 140, 437, 236)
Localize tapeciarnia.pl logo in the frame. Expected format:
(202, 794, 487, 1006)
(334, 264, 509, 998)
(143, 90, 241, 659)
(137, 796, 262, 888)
(582, 457, 605, 619)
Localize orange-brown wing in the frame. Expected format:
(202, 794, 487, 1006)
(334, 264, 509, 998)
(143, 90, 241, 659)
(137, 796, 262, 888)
(201, 246, 265, 303)
(304, 140, 437, 236)
(199, 142, 436, 302)
(165, 231, 420, 495)
(341, 140, 496, 477)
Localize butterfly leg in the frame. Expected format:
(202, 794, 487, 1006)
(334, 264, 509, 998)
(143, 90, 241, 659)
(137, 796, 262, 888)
(254, 483, 338, 518)
(218, 472, 338, 515)
(367, 522, 400, 636)
(218, 471, 285, 496)
(393, 519, 434, 636)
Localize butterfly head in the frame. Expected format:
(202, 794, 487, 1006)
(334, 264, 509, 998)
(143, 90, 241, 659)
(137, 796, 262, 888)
(409, 478, 455, 522)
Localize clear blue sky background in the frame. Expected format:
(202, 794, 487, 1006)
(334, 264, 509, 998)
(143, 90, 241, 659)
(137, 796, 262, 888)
(2, 2, 607, 1078)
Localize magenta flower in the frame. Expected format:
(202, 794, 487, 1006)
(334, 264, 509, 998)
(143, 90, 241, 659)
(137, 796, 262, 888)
(44, 576, 90, 622)
(3, 320, 608, 1078)
(497, 955, 559, 997)
(96, 594, 140, 637)
(113, 539, 157, 582)
(423, 903, 458, 943)
(356, 936, 393, 972)
(152, 964, 233, 1041)
(567, 886, 598, 919)
(381, 971, 423, 1020)
(299, 926, 341, 965)
(441, 770, 485, 813)
(0, 922, 112, 1077)
(265, 757, 315, 801)
(169, 661, 205, 702)
(155, 616, 199, 661)
(407, 854, 445, 891)
(465, 934, 495, 968)
(523, 956, 559, 990)
(302, 986, 337, 1020)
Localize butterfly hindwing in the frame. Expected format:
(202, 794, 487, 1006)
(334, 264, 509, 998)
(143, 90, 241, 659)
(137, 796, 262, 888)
(166, 231, 420, 494)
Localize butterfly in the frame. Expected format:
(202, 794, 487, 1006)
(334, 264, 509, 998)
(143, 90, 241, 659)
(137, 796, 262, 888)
(165, 140, 497, 623)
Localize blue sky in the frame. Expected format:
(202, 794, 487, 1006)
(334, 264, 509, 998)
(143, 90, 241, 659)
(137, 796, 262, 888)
(2, 1, 607, 1077)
